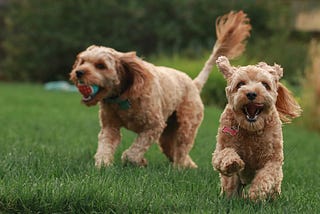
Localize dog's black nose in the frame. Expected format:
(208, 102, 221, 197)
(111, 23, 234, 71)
(76, 70, 85, 79)
(246, 92, 257, 100)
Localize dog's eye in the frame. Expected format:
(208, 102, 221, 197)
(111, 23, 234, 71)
(262, 82, 271, 90)
(95, 63, 106, 69)
(236, 81, 245, 89)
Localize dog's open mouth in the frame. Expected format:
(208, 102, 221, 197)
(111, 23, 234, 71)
(242, 103, 264, 122)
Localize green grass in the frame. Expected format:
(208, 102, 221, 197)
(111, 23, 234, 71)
(0, 83, 319, 213)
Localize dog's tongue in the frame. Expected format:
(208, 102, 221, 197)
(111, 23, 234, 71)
(77, 84, 99, 98)
(246, 103, 263, 118)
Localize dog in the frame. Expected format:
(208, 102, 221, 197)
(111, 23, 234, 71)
(212, 56, 301, 200)
(70, 11, 251, 168)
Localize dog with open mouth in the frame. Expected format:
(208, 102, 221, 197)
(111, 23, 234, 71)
(212, 56, 301, 201)
(69, 11, 251, 169)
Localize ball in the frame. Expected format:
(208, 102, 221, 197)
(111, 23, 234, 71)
(77, 83, 99, 98)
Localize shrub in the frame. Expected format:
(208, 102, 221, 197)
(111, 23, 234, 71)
(2, 0, 133, 81)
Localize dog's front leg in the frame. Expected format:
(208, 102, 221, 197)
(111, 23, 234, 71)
(220, 174, 243, 198)
(212, 147, 245, 176)
(121, 127, 162, 167)
(94, 126, 121, 168)
(248, 161, 283, 201)
(212, 147, 245, 197)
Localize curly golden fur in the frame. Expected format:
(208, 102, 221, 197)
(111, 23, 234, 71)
(70, 11, 251, 168)
(212, 56, 301, 201)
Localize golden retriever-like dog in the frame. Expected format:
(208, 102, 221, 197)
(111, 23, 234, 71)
(70, 11, 251, 168)
(212, 56, 301, 200)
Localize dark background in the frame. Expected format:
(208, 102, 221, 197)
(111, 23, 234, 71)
(0, 0, 310, 84)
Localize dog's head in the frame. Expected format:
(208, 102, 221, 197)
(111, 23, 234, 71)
(70, 45, 151, 106)
(216, 56, 301, 131)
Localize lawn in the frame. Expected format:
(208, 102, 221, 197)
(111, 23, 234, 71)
(0, 83, 319, 213)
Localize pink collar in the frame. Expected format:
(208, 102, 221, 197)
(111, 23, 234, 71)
(222, 126, 239, 136)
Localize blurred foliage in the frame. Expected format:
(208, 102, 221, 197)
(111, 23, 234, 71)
(246, 1, 310, 87)
(300, 39, 320, 132)
(0, 0, 311, 103)
(0, 0, 226, 82)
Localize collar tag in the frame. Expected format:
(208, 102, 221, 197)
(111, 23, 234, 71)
(222, 126, 239, 136)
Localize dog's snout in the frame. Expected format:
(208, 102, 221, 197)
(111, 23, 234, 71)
(246, 92, 257, 100)
(76, 70, 85, 79)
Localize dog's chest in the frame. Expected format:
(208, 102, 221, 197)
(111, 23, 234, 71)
(234, 132, 275, 169)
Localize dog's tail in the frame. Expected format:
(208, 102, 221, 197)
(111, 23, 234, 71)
(194, 11, 251, 91)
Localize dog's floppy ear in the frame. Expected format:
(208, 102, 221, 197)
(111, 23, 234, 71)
(276, 82, 302, 123)
(216, 56, 234, 79)
(119, 52, 152, 98)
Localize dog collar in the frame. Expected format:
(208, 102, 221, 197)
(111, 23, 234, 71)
(222, 126, 239, 136)
(103, 97, 131, 110)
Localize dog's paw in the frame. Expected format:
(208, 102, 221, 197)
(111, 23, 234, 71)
(173, 156, 198, 169)
(94, 153, 113, 168)
(121, 151, 148, 167)
(248, 189, 268, 202)
(220, 158, 244, 176)
(248, 183, 279, 202)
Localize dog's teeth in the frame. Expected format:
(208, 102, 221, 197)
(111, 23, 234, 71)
(255, 108, 263, 116)
(246, 115, 253, 120)
(246, 114, 258, 122)
(244, 107, 249, 115)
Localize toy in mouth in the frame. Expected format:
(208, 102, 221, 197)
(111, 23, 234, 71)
(243, 103, 264, 122)
(77, 83, 99, 101)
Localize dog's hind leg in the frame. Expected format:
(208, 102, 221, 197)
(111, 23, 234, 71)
(121, 124, 164, 167)
(171, 98, 204, 169)
(159, 112, 179, 162)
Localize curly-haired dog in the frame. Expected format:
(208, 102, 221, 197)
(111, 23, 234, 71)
(70, 11, 251, 168)
(212, 56, 301, 200)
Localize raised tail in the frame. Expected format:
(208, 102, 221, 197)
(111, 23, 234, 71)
(194, 11, 251, 91)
